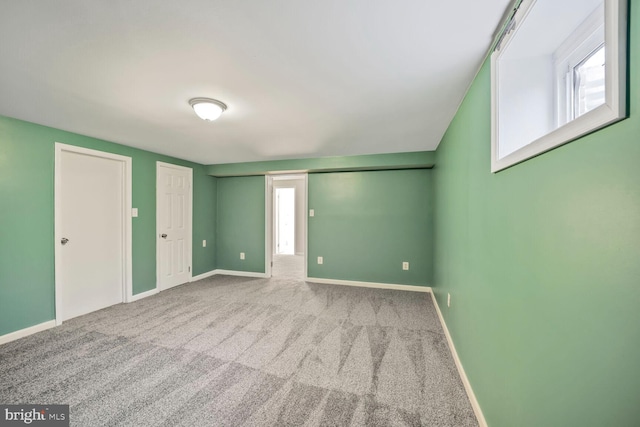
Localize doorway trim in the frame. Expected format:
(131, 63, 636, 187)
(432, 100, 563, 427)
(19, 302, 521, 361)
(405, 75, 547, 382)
(265, 173, 308, 278)
(155, 161, 193, 291)
(54, 143, 133, 326)
(265, 177, 272, 277)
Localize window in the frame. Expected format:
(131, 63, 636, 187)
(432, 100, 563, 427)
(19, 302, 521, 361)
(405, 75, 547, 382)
(573, 45, 606, 117)
(554, 5, 605, 126)
(491, 0, 627, 172)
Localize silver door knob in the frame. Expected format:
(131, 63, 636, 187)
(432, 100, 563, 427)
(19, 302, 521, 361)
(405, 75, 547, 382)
(61, 237, 69, 245)
(160, 234, 167, 238)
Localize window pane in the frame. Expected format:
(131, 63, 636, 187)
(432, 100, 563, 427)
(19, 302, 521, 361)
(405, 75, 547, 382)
(491, 0, 627, 172)
(574, 45, 606, 117)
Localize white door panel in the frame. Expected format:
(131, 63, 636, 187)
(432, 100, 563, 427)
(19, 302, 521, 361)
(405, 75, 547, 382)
(59, 150, 125, 321)
(157, 163, 192, 290)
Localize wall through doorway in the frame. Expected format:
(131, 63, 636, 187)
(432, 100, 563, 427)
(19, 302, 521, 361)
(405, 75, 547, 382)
(275, 187, 295, 255)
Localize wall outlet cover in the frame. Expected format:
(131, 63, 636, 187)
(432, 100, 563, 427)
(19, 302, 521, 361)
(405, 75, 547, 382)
(317, 256, 323, 264)
(240, 252, 245, 260)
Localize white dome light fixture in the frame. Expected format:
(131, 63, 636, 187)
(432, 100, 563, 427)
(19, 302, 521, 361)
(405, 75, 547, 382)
(189, 97, 227, 121)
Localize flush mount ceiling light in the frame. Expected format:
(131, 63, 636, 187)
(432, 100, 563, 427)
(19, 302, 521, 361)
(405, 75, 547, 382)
(189, 98, 227, 121)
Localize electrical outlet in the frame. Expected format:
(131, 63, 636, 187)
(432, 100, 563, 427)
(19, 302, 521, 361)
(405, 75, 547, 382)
(202, 240, 206, 247)
(309, 209, 315, 217)
(402, 261, 409, 270)
(240, 252, 245, 260)
(447, 293, 451, 307)
(317, 256, 323, 265)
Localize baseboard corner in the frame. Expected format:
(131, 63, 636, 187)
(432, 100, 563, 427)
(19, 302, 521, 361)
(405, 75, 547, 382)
(128, 288, 159, 302)
(191, 270, 217, 282)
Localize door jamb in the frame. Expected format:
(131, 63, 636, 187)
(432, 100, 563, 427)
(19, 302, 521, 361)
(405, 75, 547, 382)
(304, 173, 308, 279)
(265, 176, 273, 277)
(54, 143, 133, 326)
(156, 161, 193, 291)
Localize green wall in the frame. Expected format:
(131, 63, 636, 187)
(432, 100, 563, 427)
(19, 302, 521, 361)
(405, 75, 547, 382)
(0, 115, 217, 336)
(308, 170, 432, 286)
(432, 2, 640, 425)
(216, 176, 266, 273)
(192, 175, 217, 277)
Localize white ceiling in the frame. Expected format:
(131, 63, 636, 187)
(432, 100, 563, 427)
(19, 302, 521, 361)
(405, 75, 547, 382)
(0, 0, 509, 164)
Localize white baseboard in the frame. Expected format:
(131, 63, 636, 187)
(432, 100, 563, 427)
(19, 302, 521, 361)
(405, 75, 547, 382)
(129, 288, 159, 302)
(305, 277, 431, 293)
(0, 320, 56, 346)
(130, 270, 265, 302)
(429, 292, 487, 427)
(191, 270, 217, 282)
(214, 269, 269, 278)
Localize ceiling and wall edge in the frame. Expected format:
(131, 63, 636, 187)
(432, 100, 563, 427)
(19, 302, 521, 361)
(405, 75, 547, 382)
(206, 151, 435, 177)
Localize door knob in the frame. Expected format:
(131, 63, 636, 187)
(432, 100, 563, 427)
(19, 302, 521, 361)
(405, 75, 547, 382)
(160, 234, 167, 238)
(61, 237, 69, 245)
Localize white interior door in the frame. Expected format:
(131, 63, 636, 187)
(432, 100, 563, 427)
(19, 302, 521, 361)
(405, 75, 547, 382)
(157, 163, 192, 290)
(57, 149, 126, 321)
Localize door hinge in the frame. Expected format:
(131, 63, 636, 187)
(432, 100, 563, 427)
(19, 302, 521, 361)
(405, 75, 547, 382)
(271, 261, 273, 267)
(188, 266, 191, 272)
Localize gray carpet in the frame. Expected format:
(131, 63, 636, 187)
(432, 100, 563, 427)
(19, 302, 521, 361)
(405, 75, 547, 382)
(0, 270, 478, 426)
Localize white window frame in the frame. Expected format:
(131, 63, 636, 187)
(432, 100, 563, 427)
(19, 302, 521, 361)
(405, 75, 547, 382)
(554, 6, 605, 127)
(491, 0, 627, 173)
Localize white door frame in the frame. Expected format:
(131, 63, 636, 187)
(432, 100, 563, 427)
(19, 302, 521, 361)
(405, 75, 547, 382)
(265, 176, 272, 277)
(304, 173, 309, 280)
(265, 174, 308, 278)
(155, 161, 193, 290)
(54, 142, 133, 326)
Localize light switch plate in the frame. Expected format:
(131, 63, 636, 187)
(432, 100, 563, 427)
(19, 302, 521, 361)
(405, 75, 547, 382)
(131, 208, 138, 217)
(317, 256, 323, 265)
(202, 240, 206, 247)
(309, 209, 315, 217)
(240, 252, 245, 260)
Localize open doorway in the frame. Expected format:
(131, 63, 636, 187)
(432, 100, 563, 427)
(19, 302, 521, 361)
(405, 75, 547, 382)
(266, 174, 307, 279)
